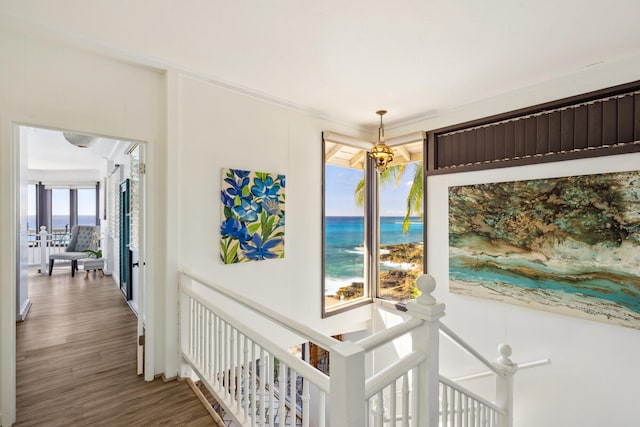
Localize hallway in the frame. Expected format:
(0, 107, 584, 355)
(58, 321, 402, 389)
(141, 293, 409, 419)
(15, 270, 214, 426)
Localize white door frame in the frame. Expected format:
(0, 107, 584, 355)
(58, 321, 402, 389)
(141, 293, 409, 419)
(0, 117, 155, 426)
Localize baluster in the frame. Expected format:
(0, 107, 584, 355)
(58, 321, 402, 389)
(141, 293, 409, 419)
(218, 317, 223, 390)
(449, 387, 458, 427)
(470, 400, 476, 427)
(389, 380, 397, 426)
(302, 377, 310, 427)
(412, 368, 419, 427)
(213, 315, 219, 387)
(318, 390, 326, 427)
(244, 335, 250, 421)
(251, 342, 258, 427)
(189, 298, 194, 359)
(442, 383, 449, 426)
(223, 321, 229, 395)
(402, 372, 409, 427)
(207, 312, 213, 382)
(278, 361, 286, 427)
(259, 348, 266, 427)
(464, 394, 469, 427)
(269, 355, 275, 426)
(195, 302, 201, 367)
(237, 331, 242, 414)
(482, 404, 487, 427)
(289, 370, 297, 425)
(230, 327, 236, 405)
(374, 390, 385, 427)
(457, 391, 463, 427)
(199, 303, 204, 368)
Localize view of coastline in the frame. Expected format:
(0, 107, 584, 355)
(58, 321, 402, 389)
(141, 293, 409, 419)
(324, 216, 423, 304)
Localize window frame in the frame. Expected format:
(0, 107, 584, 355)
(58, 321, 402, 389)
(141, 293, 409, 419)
(321, 132, 427, 317)
(321, 137, 374, 317)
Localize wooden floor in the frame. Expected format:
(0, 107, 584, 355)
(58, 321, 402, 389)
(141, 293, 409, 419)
(15, 270, 214, 426)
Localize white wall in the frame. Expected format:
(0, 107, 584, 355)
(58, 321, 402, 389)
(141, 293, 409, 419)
(174, 74, 372, 337)
(386, 55, 640, 426)
(428, 154, 640, 427)
(0, 28, 164, 426)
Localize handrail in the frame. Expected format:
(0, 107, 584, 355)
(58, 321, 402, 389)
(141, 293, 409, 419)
(453, 358, 550, 382)
(181, 269, 340, 350)
(364, 350, 426, 399)
(439, 375, 506, 415)
(357, 318, 423, 351)
(439, 322, 504, 377)
(179, 279, 331, 393)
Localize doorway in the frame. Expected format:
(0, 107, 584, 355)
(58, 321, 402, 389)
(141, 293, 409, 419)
(12, 124, 148, 419)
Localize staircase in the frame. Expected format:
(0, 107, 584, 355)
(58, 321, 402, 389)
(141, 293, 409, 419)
(179, 271, 518, 427)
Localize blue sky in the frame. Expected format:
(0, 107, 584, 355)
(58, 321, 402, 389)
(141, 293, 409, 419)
(325, 163, 419, 216)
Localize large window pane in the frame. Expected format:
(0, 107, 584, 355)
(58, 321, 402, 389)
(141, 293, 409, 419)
(77, 188, 97, 225)
(378, 148, 424, 301)
(323, 141, 369, 313)
(51, 188, 70, 233)
(27, 184, 37, 234)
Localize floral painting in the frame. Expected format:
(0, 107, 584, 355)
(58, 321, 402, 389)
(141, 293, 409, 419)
(220, 168, 285, 263)
(449, 170, 640, 329)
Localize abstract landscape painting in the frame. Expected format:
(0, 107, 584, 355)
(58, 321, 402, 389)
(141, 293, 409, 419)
(220, 168, 285, 264)
(449, 171, 640, 329)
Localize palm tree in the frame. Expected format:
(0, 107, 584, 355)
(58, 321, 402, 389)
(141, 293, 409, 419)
(354, 161, 423, 234)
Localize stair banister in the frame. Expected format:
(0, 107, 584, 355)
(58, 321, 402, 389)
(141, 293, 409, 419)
(405, 273, 446, 426)
(494, 344, 518, 427)
(181, 269, 339, 350)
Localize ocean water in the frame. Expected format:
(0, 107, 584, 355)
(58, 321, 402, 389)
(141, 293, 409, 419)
(28, 215, 97, 231)
(324, 216, 423, 294)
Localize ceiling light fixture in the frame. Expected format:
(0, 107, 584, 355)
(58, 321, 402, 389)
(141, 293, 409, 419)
(63, 132, 96, 149)
(368, 110, 394, 173)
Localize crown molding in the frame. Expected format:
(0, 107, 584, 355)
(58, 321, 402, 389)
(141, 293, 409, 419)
(0, 12, 370, 133)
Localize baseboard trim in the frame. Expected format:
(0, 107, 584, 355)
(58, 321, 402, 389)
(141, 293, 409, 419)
(186, 378, 226, 427)
(16, 299, 32, 321)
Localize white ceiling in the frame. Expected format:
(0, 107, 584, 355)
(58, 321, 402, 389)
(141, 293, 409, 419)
(2, 0, 640, 128)
(25, 127, 127, 172)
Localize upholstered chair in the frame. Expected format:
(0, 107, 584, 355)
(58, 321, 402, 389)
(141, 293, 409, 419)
(48, 225, 100, 277)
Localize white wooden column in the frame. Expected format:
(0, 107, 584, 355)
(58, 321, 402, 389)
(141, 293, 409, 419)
(330, 340, 366, 427)
(405, 274, 445, 427)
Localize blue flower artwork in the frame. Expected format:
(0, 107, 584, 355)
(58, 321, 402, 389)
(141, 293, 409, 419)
(220, 168, 285, 263)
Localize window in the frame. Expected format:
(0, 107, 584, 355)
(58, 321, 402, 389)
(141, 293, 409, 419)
(77, 188, 97, 225)
(322, 140, 370, 313)
(323, 132, 425, 316)
(51, 188, 71, 233)
(378, 159, 424, 301)
(27, 184, 37, 234)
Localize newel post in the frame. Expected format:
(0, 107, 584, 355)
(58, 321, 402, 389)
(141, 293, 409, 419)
(494, 344, 518, 427)
(405, 274, 446, 426)
(330, 340, 366, 427)
(39, 226, 48, 274)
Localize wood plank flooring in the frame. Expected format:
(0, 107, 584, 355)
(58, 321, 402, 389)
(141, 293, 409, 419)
(15, 270, 214, 426)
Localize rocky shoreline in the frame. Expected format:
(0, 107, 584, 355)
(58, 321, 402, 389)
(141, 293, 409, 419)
(328, 242, 423, 303)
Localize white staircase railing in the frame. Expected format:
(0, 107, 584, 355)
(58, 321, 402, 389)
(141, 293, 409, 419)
(178, 271, 517, 427)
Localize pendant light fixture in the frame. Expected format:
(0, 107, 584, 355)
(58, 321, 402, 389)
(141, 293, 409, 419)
(368, 110, 394, 172)
(63, 132, 96, 149)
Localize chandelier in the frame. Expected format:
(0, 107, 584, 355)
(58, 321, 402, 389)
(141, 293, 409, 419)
(368, 110, 394, 172)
